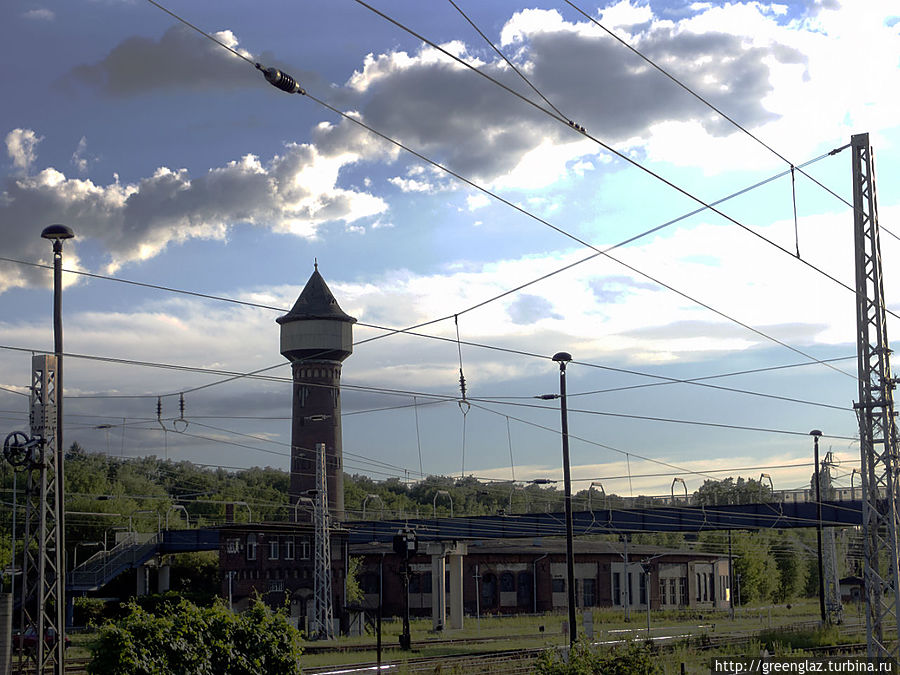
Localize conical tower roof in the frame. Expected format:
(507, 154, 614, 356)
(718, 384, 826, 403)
(277, 265, 356, 325)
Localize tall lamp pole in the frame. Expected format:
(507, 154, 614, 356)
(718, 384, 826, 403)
(811, 429, 826, 624)
(41, 224, 73, 646)
(552, 351, 577, 647)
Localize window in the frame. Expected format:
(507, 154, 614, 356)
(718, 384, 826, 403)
(269, 539, 279, 560)
(702, 573, 708, 601)
(284, 537, 295, 560)
(709, 574, 715, 601)
(552, 578, 566, 593)
(246, 534, 257, 561)
(696, 573, 701, 601)
(226, 538, 239, 554)
(627, 572, 634, 605)
(300, 539, 311, 560)
(613, 573, 621, 606)
(583, 579, 596, 607)
(500, 572, 515, 593)
(423, 572, 432, 594)
(409, 574, 422, 594)
(678, 577, 687, 606)
(268, 579, 284, 593)
(639, 573, 646, 605)
(669, 578, 677, 606)
(659, 579, 667, 606)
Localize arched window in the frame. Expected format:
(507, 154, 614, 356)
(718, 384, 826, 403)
(500, 572, 515, 593)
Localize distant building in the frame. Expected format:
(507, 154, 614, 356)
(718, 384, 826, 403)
(353, 538, 731, 618)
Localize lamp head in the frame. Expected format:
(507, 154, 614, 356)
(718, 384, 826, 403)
(809, 429, 823, 438)
(552, 351, 572, 364)
(41, 224, 74, 241)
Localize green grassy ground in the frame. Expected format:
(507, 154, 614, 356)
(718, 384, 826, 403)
(299, 598, 861, 670)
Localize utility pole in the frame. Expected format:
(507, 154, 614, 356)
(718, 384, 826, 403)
(312, 443, 334, 640)
(811, 430, 826, 625)
(393, 529, 416, 650)
(851, 132, 900, 659)
(3, 355, 64, 675)
(821, 451, 844, 624)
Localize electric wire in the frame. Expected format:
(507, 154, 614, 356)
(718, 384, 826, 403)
(134, 0, 867, 388)
(347, 0, 872, 318)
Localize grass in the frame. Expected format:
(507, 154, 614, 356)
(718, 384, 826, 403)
(297, 598, 860, 670)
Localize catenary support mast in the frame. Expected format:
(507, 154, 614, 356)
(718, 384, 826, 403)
(851, 132, 900, 658)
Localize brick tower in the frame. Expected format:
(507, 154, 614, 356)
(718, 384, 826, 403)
(277, 264, 355, 521)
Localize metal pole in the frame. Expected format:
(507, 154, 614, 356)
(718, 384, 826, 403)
(728, 529, 735, 620)
(553, 352, 577, 647)
(376, 555, 382, 668)
(623, 534, 630, 621)
(812, 430, 826, 624)
(645, 565, 651, 637)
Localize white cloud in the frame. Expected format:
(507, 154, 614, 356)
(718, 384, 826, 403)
(23, 8, 54, 20)
(6, 129, 43, 174)
(71, 137, 90, 174)
(466, 194, 490, 211)
(0, 128, 389, 286)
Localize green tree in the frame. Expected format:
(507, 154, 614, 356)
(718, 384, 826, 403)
(87, 597, 302, 675)
(693, 477, 773, 506)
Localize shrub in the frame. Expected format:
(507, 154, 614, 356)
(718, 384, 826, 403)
(86, 596, 302, 675)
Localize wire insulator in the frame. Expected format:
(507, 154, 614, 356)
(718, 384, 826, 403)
(458, 370, 467, 401)
(179, 392, 185, 419)
(157, 396, 162, 421)
(256, 63, 305, 95)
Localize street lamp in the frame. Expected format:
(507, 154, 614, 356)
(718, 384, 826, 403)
(671, 478, 688, 503)
(73, 542, 102, 570)
(433, 490, 453, 518)
(811, 429, 826, 624)
(233, 501, 252, 523)
(41, 224, 73, 658)
(588, 481, 605, 511)
(362, 494, 384, 520)
(551, 351, 577, 647)
(166, 504, 190, 530)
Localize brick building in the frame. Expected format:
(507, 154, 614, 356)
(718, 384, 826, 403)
(218, 523, 348, 632)
(353, 538, 730, 619)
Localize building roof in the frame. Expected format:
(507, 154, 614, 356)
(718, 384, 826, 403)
(276, 265, 356, 325)
(352, 537, 729, 560)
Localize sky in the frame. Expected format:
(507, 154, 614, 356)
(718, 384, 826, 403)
(2, 0, 900, 505)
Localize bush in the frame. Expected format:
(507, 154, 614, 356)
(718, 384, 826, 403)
(73, 597, 107, 627)
(535, 640, 662, 675)
(86, 596, 302, 675)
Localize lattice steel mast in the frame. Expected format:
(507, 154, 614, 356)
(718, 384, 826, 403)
(312, 442, 334, 639)
(851, 132, 900, 658)
(4, 355, 66, 674)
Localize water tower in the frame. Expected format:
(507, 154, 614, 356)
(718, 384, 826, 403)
(277, 264, 355, 520)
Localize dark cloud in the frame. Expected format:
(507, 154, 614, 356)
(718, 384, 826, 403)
(64, 25, 319, 96)
(340, 14, 801, 183)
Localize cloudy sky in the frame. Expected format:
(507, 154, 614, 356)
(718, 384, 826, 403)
(2, 0, 899, 505)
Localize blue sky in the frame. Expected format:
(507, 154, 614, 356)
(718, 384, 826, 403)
(2, 0, 899, 500)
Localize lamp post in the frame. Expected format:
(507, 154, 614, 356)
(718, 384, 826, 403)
(73, 542, 101, 570)
(551, 351, 577, 647)
(362, 494, 384, 520)
(231, 500, 252, 523)
(811, 429, 826, 624)
(588, 481, 605, 511)
(41, 223, 73, 663)
(433, 490, 453, 518)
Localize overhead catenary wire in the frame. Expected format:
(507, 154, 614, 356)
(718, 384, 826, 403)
(134, 0, 868, 389)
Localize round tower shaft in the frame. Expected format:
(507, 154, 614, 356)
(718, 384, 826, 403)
(277, 265, 355, 521)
